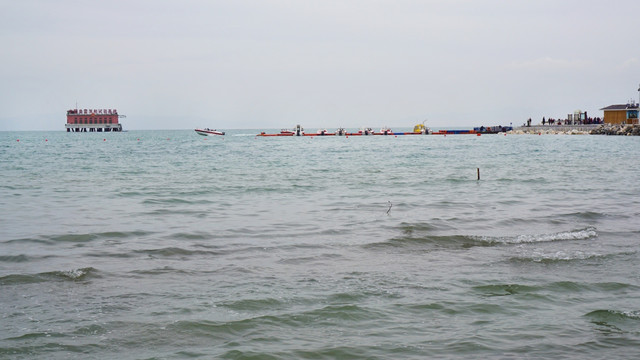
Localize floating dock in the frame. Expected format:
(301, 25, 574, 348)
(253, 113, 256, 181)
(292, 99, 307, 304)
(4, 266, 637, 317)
(257, 124, 512, 137)
(256, 131, 424, 137)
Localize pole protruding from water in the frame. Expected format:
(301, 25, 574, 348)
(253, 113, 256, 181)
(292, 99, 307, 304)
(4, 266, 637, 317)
(477, 168, 480, 181)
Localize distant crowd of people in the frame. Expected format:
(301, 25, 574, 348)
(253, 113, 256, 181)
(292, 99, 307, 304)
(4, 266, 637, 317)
(524, 117, 604, 127)
(542, 117, 603, 125)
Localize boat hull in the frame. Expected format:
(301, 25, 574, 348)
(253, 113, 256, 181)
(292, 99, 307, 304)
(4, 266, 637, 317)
(195, 129, 225, 136)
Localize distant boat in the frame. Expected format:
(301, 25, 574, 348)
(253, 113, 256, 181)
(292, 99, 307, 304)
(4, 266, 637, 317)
(279, 129, 296, 136)
(412, 122, 432, 134)
(379, 126, 394, 135)
(358, 127, 374, 135)
(195, 128, 225, 136)
(280, 124, 304, 136)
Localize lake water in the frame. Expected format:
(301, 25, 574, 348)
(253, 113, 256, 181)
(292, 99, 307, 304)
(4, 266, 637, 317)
(1, 129, 639, 359)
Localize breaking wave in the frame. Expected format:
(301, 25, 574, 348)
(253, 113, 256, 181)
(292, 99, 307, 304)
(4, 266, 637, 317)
(585, 309, 640, 334)
(586, 309, 640, 321)
(500, 227, 598, 244)
(370, 227, 598, 251)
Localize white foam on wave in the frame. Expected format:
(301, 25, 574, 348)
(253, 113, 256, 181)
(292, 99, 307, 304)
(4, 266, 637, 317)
(505, 227, 598, 244)
(523, 248, 602, 262)
(475, 227, 598, 246)
(58, 267, 92, 280)
(620, 310, 640, 319)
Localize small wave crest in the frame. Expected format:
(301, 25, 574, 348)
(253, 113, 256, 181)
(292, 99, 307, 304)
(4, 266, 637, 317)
(501, 227, 598, 244)
(474, 281, 637, 299)
(142, 197, 212, 205)
(135, 247, 224, 258)
(219, 297, 285, 311)
(4, 230, 154, 245)
(472, 283, 542, 297)
(0, 254, 30, 263)
(368, 227, 597, 251)
(52, 267, 97, 280)
(129, 266, 196, 277)
(585, 309, 640, 333)
(586, 309, 640, 321)
(0, 267, 98, 285)
(365, 234, 494, 251)
(510, 249, 605, 264)
(547, 281, 637, 294)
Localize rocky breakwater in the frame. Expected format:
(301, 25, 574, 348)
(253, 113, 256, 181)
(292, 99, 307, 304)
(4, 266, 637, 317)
(590, 124, 640, 136)
(509, 127, 591, 135)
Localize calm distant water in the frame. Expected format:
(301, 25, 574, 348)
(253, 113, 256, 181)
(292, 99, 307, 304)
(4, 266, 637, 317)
(1, 129, 639, 359)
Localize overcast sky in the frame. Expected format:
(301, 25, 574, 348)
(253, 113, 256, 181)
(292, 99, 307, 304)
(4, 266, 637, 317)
(1, 0, 639, 131)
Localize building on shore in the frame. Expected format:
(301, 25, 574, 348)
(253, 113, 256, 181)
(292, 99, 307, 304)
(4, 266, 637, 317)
(601, 101, 639, 125)
(65, 108, 125, 132)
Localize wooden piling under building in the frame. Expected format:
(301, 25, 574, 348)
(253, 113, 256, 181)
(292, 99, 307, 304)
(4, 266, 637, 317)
(65, 124, 123, 132)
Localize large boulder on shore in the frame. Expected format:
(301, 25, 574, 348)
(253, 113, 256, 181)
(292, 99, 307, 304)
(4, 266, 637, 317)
(590, 124, 640, 135)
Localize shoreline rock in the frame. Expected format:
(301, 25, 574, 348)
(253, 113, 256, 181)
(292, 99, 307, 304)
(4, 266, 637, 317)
(589, 124, 640, 136)
(508, 124, 640, 136)
(508, 128, 591, 135)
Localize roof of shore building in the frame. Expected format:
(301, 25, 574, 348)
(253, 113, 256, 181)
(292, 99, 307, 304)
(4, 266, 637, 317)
(601, 103, 639, 111)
